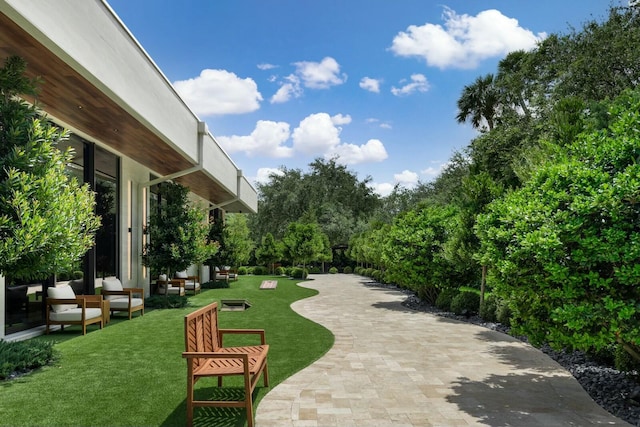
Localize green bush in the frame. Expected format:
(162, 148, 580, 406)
(0, 339, 57, 380)
(354, 266, 362, 275)
(328, 267, 338, 274)
(309, 266, 322, 274)
(496, 300, 512, 326)
(291, 267, 308, 279)
(614, 344, 640, 372)
(364, 268, 373, 277)
(201, 280, 230, 289)
(435, 288, 458, 311)
(480, 294, 499, 322)
(145, 295, 190, 308)
(450, 291, 480, 316)
(371, 269, 381, 281)
(252, 266, 267, 275)
(237, 266, 248, 275)
(275, 266, 285, 275)
(343, 266, 352, 274)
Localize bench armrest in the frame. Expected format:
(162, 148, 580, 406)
(219, 328, 266, 345)
(182, 351, 250, 360)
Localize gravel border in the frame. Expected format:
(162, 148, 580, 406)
(363, 281, 640, 426)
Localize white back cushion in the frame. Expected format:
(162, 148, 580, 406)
(175, 270, 188, 279)
(48, 285, 77, 312)
(102, 278, 124, 301)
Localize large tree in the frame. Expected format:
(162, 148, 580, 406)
(0, 56, 100, 282)
(250, 158, 379, 247)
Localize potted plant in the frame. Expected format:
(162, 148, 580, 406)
(0, 56, 100, 300)
(142, 181, 218, 303)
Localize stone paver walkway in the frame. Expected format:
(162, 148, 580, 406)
(256, 274, 630, 426)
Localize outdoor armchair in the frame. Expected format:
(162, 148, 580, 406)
(175, 270, 201, 295)
(46, 285, 103, 335)
(101, 277, 144, 319)
(156, 274, 186, 296)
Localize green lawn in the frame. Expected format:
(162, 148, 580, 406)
(0, 275, 334, 427)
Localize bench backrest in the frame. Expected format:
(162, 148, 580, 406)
(184, 302, 221, 369)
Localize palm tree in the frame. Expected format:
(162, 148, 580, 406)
(456, 73, 499, 132)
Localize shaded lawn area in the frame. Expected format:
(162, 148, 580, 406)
(0, 276, 334, 427)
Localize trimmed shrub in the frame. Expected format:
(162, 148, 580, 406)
(291, 267, 308, 279)
(252, 266, 267, 275)
(450, 291, 480, 316)
(354, 266, 362, 275)
(371, 269, 381, 282)
(309, 266, 322, 274)
(145, 295, 190, 308)
(328, 267, 338, 274)
(0, 339, 57, 380)
(201, 280, 230, 289)
(237, 266, 248, 275)
(480, 294, 499, 322)
(275, 266, 285, 275)
(343, 266, 353, 274)
(435, 288, 458, 311)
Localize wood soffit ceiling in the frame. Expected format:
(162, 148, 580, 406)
(0, 12, 233, 204)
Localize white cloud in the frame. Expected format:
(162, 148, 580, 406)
(380, 123, 392, 129)
(360, 77, 382, 93)
(293, 57, 347, 89)
(217, 120, 293, 158)
(371, 182, 395, 197)
(220, 112, 388, 165)
(421, 161, 448, 179)
(270, 74, 302, 103)
(329, 139, 388, 165)
(391, 74, 430, 96)
(390, 7, 545, 69)
(257, 63, 277, 70)
(394, 170, 419, 186)
(254, 167, 284, 184)
(173, 69, 262, 116)
(331, 113, 352, 125)
(292, 113, 341, 155)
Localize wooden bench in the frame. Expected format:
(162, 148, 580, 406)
(182, 302, 269, 427)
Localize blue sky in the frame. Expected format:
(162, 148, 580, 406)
(107, 0, 622, 196)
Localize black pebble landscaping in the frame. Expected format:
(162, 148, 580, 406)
(365, 281, 640, 426)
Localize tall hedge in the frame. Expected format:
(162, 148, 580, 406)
(476, 89, 640, 356)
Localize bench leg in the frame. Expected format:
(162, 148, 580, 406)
(186, 368, 195, 427)
(263, 360, 270, 387)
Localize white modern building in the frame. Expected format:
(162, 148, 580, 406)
(0, 0, 257, 339)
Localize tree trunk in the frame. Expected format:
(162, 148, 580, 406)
(480, 265, 487, 306)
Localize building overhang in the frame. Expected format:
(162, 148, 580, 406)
(0, 1, 257, 213)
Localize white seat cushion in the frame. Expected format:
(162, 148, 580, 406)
(110, 297, 143, 309)
(102, 278, 124, 301)
(158, 285, 183, 294)
(49, 307, 102, 322)
(48, 285, 78, 312)
(184, 281, 200, 290)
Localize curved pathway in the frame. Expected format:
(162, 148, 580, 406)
(256, 274, 630, 426)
